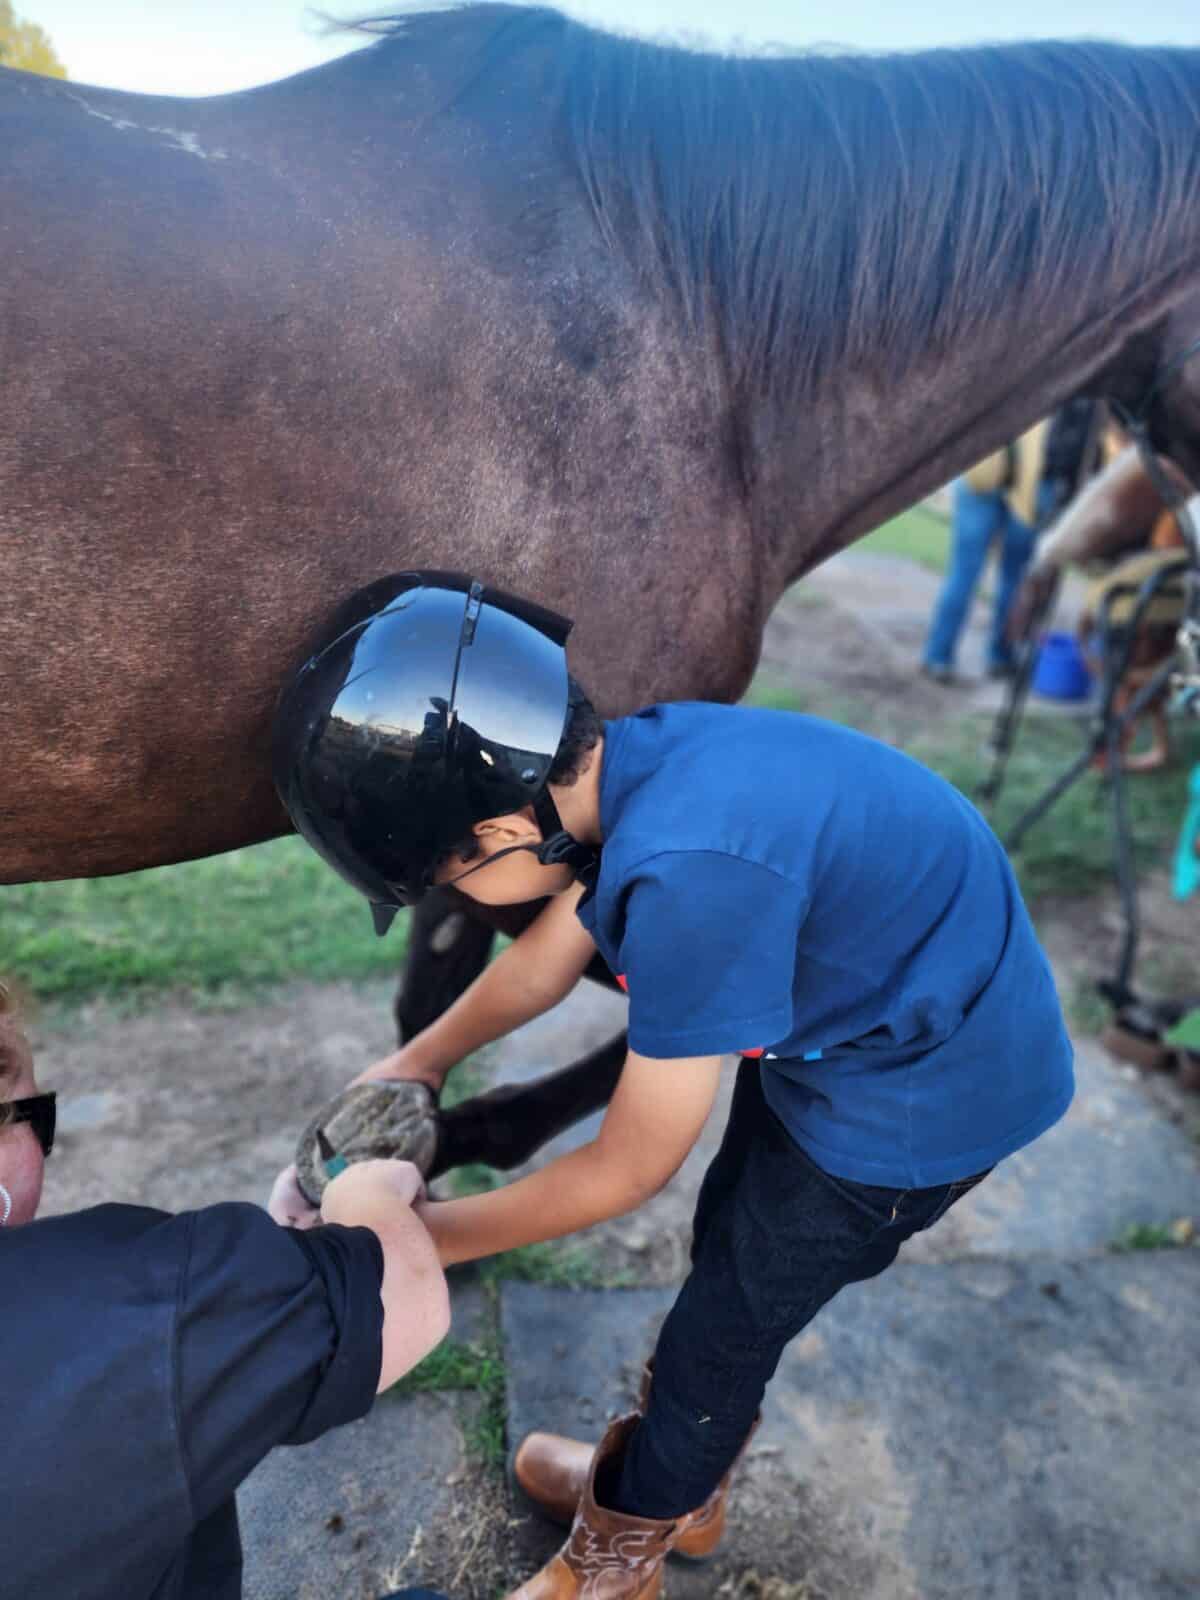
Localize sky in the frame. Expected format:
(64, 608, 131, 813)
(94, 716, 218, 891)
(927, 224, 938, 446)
(17, 1, 1200, 98)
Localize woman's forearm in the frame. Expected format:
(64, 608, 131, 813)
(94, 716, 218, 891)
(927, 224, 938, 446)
(417, 1142, 644, 1267)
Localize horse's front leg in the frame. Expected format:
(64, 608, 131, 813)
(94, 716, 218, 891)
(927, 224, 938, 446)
(431, 1027, 628, 1178)
(394, 885, 497, 1044)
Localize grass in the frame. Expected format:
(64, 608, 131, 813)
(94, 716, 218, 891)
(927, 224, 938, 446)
(1110, 1221, 1192, 1253)
(392, 1333, 504, 1396)
(1166, 1007, 1200, 1052)
(482, 1238, 631, 1289)
(1, 835, 409, 1006)
(911, 714, 1200, 903)
(744, 676, 871, 732)
(1066, 977, 1111, 1038)
(390, 1327, 509, 1470)
(859, 503, 951, 573)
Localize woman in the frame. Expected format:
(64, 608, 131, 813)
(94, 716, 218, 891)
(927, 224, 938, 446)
(0, 992, 450, 1600)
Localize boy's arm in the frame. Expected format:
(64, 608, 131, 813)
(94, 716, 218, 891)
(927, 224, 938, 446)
(357, 883, 597, 1095)
(320, 1160, 451, 1392)
(415, 1049, 722, 1267)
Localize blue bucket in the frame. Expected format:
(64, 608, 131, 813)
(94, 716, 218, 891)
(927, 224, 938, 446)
(1032, 632, 1092, 701)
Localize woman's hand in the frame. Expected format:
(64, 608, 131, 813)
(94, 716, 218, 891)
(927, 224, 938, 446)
(267, 1162, 321, 1230)
(269, 1157, 428, 1230)
(317, 1159, 449, 1392)
(322, 1157, 427, 1216)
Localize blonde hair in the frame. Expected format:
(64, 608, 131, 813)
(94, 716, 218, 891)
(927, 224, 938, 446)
(0, 980, 33, 1128)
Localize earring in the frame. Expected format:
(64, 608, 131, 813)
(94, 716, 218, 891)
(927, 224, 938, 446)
(0, 1181, 12, 1226)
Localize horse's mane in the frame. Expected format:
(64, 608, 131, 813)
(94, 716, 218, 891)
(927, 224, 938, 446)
(350, 6, 1200, 400)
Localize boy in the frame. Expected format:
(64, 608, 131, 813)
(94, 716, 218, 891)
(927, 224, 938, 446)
(272, 571, 1074, 1600)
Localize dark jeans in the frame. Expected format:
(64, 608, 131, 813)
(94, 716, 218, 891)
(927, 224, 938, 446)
(614, 1063, 990, 1520)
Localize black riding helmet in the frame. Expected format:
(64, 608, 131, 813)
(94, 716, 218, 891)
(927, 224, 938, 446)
(272, 570, 595, 933)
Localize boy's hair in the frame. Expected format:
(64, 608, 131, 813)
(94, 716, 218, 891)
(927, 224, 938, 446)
(548, 675, 603, 790)
(450, 675, 602, 867)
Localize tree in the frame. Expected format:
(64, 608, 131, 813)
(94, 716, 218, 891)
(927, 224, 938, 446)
(0, 2, 67, 79)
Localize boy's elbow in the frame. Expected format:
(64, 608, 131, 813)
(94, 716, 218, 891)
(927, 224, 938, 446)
(613, 1162, 672, 1213)
(588, 1140, 679, 1216)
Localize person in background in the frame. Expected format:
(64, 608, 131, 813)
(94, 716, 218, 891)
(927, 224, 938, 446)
(0, 991, 451, 1600)
(922, 399, 1101, 683)
(1010, 438, 1196, 771)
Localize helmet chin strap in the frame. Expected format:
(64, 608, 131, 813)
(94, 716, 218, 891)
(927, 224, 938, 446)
(531, 788, 601, 877)
(442, 789, 600, 893)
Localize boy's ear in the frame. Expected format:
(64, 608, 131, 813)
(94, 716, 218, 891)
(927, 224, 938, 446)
(473, 810, 540, 842)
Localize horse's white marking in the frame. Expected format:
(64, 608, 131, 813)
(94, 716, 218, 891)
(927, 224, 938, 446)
(66, 91, 139, 133)
(153, 127, 226, 160)
(65, 91, 227, 160)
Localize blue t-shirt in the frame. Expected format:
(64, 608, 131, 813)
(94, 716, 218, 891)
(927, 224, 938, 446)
(575, 703, 1074, 1187)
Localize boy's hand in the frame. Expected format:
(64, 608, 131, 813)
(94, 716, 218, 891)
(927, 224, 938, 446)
(349, 1043, 448, 1097)
(405, 1051, 722, 1269)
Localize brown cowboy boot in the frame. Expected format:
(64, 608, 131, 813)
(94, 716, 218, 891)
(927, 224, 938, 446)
(507, 1414, 699, 1599)
(514, 1367, 759, 1563)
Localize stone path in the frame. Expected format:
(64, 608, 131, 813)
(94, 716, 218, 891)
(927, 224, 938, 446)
(504, 1254, 1200, 1600)
(498, 1024, 1200, 1600)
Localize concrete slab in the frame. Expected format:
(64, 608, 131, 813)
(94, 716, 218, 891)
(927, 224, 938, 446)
(239, 1389, 469, 1600)
(902, 1035, 1200, 1263)
(239, 1281, 490, 1600)
(502, 1253, 1200, 1599)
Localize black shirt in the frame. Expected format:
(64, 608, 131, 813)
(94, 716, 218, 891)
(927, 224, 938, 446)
(1, 1201, 384, 1600)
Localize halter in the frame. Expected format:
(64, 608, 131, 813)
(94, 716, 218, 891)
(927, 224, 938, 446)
(1110, 334, 1200, 716)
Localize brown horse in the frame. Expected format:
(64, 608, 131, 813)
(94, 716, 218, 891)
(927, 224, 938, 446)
(4, 5, 1200, 1170)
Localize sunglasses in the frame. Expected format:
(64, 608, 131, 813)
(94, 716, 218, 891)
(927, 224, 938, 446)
(6, 1092, 56, 1158)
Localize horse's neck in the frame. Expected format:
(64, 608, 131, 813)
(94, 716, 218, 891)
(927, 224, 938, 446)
(754, 242, 1200, 590)
(727, 41, 1200, 583)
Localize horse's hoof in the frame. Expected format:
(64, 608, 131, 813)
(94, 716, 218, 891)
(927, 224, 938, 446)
(294, 1080, 440, 1205)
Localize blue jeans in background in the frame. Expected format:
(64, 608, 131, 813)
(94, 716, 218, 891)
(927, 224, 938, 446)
(923, 479, 1045, 673)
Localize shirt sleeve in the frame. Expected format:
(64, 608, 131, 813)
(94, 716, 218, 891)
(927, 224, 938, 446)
(175, 1202, 385, 1526)
(618, 851, 805, 1058)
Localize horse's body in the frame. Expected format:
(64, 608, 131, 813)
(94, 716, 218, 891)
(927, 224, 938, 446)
(5, 8, 1200, 1168)
(2, 12, 764, 882)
